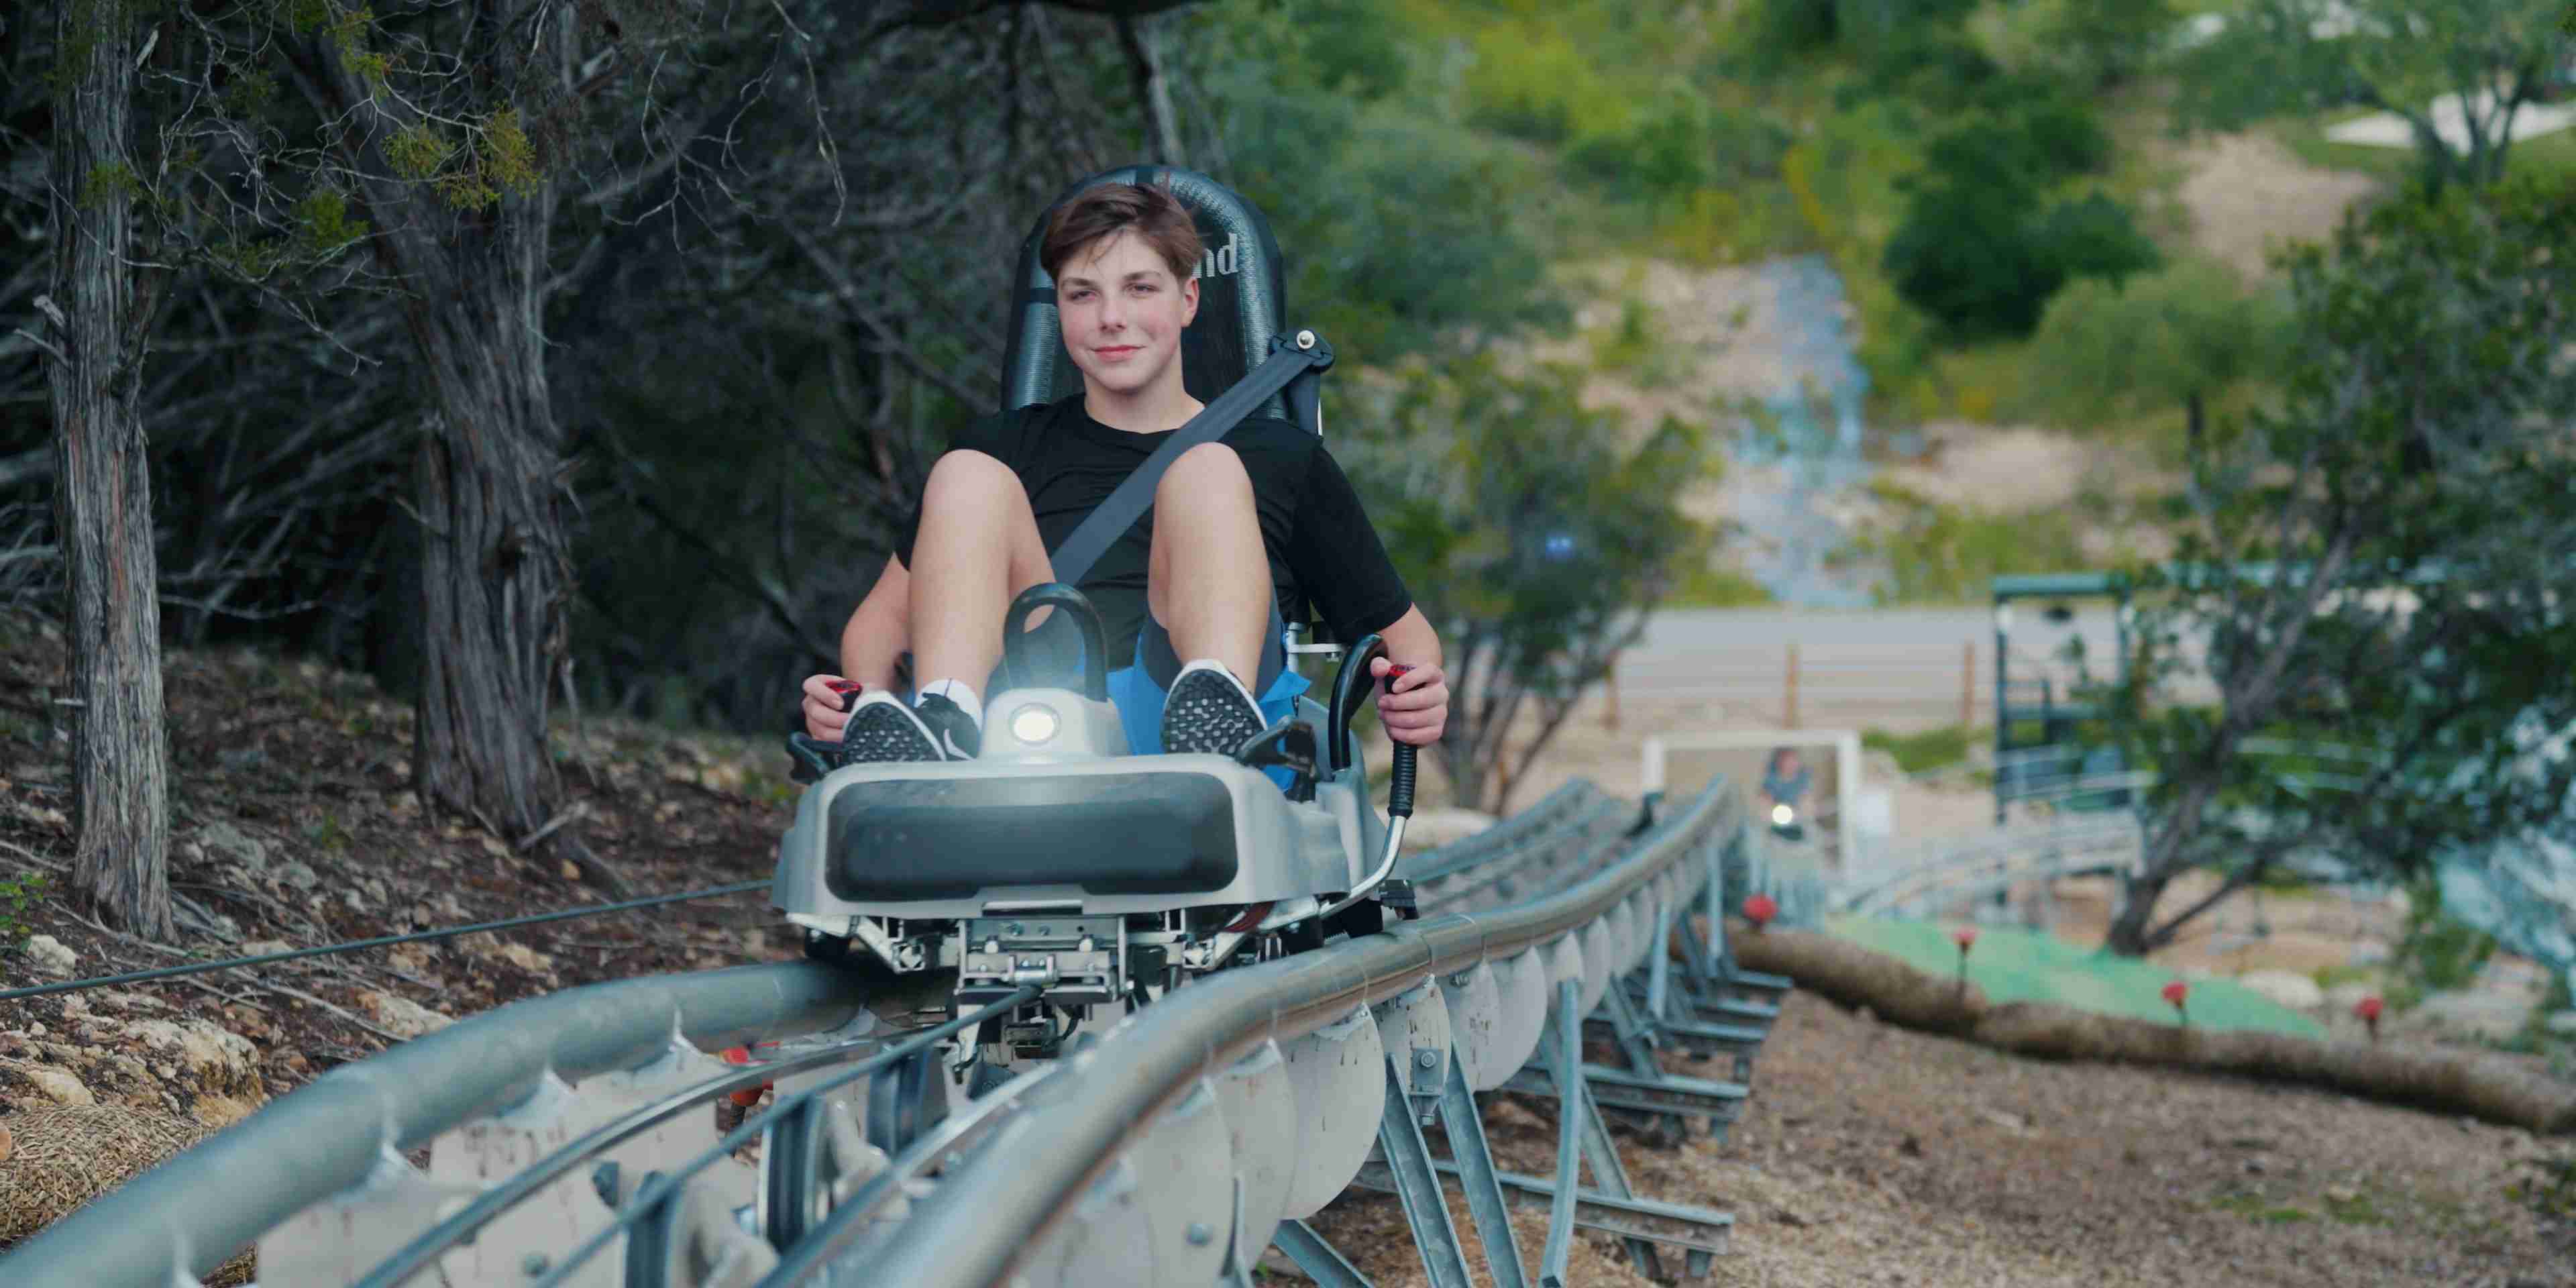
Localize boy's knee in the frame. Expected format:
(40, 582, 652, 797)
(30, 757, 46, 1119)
(922, 449, 1024, 511)
(1158, 442, 1250, 499)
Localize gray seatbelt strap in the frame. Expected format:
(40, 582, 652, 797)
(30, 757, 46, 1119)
(1046, 331, 1334, 587)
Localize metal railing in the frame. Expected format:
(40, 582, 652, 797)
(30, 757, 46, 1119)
(852, 775, 1744, 1287)
(0, 962, 875, 1285)
(1, 773, 1774, 1288)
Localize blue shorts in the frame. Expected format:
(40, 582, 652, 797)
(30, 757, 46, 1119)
(1106, 629, 1311, 791)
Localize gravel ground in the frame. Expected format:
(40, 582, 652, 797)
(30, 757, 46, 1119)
(2175, 131, 2382, 284)
(1305, 992, 2575, 1287)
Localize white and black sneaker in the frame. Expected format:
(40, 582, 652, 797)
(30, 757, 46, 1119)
(1161, 659, 1269, 757)
(839, 691, 981, 763)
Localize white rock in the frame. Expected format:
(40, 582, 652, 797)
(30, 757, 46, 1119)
(0, 1057, 93, 1105)
(21, 934, 76, 978)
(272, 861, 319, 890)
(2236, 969, 2326, 1010)
(122, 1018, 261, 1087)
(2543, 1009, 2576, 1037)
(195, 820, 268, 872)
(359, 991, 454, 1040)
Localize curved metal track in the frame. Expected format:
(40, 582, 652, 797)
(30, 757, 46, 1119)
(0, 776, 1784, 1288)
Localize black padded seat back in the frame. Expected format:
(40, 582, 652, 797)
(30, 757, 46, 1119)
(996, 166, 1340, 687)
(1002, 165, 1316, 437)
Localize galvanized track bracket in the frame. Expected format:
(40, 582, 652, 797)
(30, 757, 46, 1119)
(1273, 1218, 1375, 1287)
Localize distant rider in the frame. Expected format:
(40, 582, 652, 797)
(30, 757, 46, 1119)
(1761, 747, 1811, 822)
(797, 180, 1448, 768)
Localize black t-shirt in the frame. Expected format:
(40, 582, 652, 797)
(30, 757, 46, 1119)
(894, 394, 1413, 665)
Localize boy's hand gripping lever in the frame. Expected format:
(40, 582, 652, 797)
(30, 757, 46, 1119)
(1307, 635, 1417, 926)
(786, 680, 866, 786)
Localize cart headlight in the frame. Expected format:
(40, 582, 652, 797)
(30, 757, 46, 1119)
(1008, 702, 1060, 745)
(1771, 803, 1794, 827)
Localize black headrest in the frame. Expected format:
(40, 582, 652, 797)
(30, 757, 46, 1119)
(1002, 165, 1305, 431)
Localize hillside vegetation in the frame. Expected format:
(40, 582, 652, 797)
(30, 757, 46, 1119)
(1234, 0, 2570, 604)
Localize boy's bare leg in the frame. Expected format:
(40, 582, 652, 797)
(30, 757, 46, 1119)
(908, 450, 1055, 702)
(1148, 442, 1271, 687)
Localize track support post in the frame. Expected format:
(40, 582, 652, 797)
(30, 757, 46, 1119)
(1438, 1055, 1532, 1288)
(1375, 1055, 1475, 1288)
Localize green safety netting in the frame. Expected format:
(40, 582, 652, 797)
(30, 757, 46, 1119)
(1825, 915, 2327, 1039)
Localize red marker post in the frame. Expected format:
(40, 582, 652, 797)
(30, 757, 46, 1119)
(2161, 978, 2190, 1027)
(1742, 894, 1778, 932)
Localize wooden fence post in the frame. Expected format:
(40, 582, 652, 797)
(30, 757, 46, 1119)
(1962, 640, 1976, 729)
(1605, 652, 1620, 733)
(1784, 642, 1799, 729)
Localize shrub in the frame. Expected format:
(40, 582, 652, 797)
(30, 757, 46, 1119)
(2019, 260, 2294, 423)
(0, 871, 49, 950)
(1565, 93, 1712, 199)
(1882, 166, 2066, 339)
(1462, 28, 1617, 144)
(2039, 192, 2162, 288)
(1845, 22, 2002, 111)
(1883, 117, 2158, 340)
(2039, 0, 2186, 89)
(1750, 0, 1840, 60)
(2007, 95, 2114, 180)
(1841, 480, 2091, 604)
(1564, 92, 1794, 202)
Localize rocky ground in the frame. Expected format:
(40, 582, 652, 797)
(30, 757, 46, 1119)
(0, 625, 808, 1201)
(1307, 991, 2576, 1287)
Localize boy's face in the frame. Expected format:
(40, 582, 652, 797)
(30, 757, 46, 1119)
(1056, 228, 1199, 400)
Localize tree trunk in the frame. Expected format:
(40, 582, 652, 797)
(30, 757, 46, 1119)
(1113, 13, 1183, 165)
(2101, 866, 2171, 957)
(47, 0, 172, 938)
(402, 231, 611, 885)
(1435, 728, 1490, 814)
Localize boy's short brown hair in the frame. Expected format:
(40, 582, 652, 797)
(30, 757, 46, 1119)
(1040, 181, 1205, 285)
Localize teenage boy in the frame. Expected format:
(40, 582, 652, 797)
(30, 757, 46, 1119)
(798, 180, 1448, 766)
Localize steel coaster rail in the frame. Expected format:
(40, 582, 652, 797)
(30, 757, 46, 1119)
(1417, 798, 1632, 911)
(526, 987, 1039, 1288)
(358, 987, 1029, 1288)
(1403, 780, 1606, 883)
(752, 1058, 1061, 1285)
(351, 1026, 883, 1288)
(851, 775, 1741, 1288)
(1834, 815, 2144, 912)
(0, 961, 875, 1287)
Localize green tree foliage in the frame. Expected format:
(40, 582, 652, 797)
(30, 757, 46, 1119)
(2088, 176, 2576, 955)
(2174, 0, 2575, 195)
(1881, 111, 2159, 339)
(2038, 193, 2162, 288)
(1210, 22, 1570, 361)
(2019, 262, 2294, 425)
(1338, 358, 1713, 813)
(2035, 0, 2184, 90)
(1750, 0, 1980, 62)
(1564, 89, 1794, 203)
